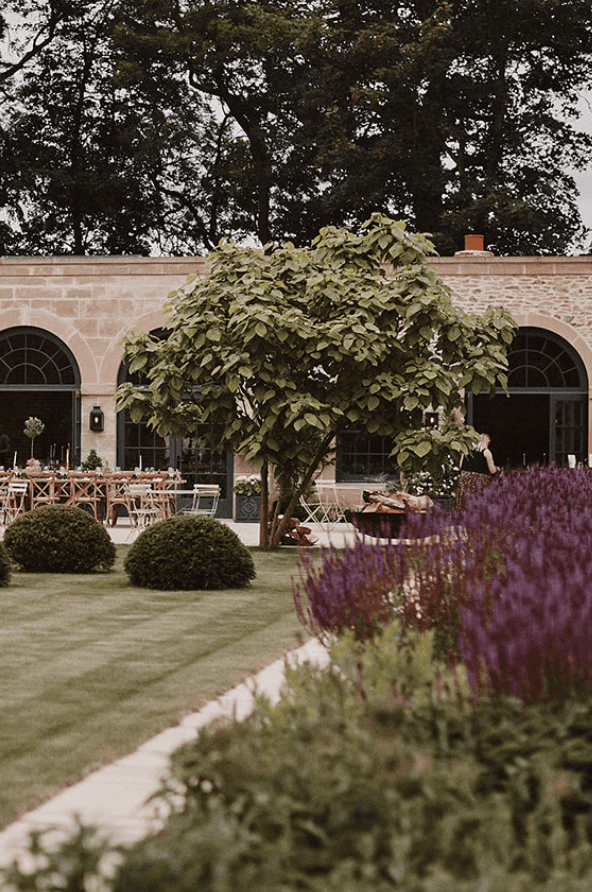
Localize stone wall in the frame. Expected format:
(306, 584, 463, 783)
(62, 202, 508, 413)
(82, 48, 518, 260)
(2, 250, 592, 482)
(0, 256, 206, 467)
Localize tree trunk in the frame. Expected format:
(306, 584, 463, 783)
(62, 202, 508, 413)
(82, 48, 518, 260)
(259, 461, 269, 547)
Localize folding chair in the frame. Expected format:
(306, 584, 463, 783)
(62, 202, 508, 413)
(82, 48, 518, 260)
(2, 480, 29, 525)
(125, 483, 162, 531)
(299, 482, 346, 529)
(182, 484, 220, 517)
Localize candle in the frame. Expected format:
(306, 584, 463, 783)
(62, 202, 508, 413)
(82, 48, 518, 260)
(13, 451, 16, 468)
(66, 446, 69, 470)
(139, 454, 143, 471)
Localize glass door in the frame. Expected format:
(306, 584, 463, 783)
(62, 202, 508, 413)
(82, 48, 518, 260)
(553, 398, 588, 467)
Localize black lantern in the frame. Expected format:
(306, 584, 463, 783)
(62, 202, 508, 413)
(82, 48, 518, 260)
(424, 411, 439, 429)
(89, 406, 104, 432)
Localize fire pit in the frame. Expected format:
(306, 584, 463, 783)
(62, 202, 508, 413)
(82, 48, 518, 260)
(351, 509, 409, 538)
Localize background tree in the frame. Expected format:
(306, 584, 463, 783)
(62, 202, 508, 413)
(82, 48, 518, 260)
(116, 214, 516, 547)
(111, 0, 592, 254)
(2, 0, 591, 255)
(0, 0, 78, 84)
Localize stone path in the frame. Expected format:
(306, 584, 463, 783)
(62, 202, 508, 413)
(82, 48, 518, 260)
(0, 519, 349, 870)
(0, 637, 330, 869)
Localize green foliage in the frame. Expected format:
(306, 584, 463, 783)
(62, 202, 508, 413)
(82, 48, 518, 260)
(123, 516, 256, 590)
(9, 619, 592, 889)
(117, 214, 515, 545)
(2, 1, 591, 255)
(0, 820, 120, 892)
(109, 646, 592, 891)
(81, 448, 103, 471)
(0, 540, 11, 586)
(3, 505, 116, 573)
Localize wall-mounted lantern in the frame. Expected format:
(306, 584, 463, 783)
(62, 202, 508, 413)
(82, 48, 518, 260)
(89, 406, 104, 432)
(424, 411, 439, 429)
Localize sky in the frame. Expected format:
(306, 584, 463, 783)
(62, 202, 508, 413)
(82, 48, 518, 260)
(570, 94, 592, 239)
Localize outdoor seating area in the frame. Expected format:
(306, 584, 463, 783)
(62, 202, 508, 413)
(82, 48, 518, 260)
(0, 469, 221, 529)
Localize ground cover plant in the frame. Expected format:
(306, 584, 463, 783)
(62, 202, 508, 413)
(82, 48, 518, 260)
(0, 545, 306, 830)
(8, 466, 592, 889)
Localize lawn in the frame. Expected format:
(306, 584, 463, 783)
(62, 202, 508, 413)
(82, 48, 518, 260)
(0, 544, 308, 829)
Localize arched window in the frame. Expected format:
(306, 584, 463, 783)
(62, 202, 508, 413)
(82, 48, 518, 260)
(0, 328, 79, 387)
(0, 327, 81, 466)
(506, 329, 586, 390)
(470, 327, 588, 469)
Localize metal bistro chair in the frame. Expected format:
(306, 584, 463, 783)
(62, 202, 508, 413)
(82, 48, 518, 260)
(1, 480, 29, 525)
(125, 483, 163, 532)
(182, 484, 220, 518)
(299, 481, 346, 529)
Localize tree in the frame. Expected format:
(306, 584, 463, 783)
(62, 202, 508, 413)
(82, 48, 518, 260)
(0, 1, 79, 85)
(116, 214, 516, 546)
(3, 0, 591, 255)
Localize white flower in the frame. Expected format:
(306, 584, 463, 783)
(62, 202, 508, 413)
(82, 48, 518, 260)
(23, 416, 45, 439)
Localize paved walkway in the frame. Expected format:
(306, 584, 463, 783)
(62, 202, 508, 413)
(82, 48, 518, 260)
(106, 518, 360, 548)
(0, 638, 330, 869)
(0, 519, 347, 871)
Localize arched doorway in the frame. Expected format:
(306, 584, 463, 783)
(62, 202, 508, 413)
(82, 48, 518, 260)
(116, 346, 233, 517)
(0, 327, 81, 467)
(468, 327, 588, 469)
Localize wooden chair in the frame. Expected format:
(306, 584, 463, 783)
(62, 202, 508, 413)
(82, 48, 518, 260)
(104, 472, 135, 525)
(182, 484, 220, 517)
(28, 473, 56, 510)
(150, 472, 179, 519)
(66, 472, 102, 521)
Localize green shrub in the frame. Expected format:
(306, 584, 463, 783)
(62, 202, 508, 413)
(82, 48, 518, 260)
(124, 515, 256, 590)
(109, 661, 592, 892)
(3, 505, 116, 573)
(0, 540, 11, 586)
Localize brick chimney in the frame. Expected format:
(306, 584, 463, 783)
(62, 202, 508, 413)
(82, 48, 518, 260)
(464, 234, 484, 251)
(454, 234, 493, 257)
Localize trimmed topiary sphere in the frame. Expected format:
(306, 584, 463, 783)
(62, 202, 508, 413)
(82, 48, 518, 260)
(0, 541, 11, 586)
(4, 505, 116, 573)
(124, 515, 256, 590)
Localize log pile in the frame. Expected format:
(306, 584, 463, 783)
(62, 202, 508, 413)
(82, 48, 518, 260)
(358, 490, 433, 514)
(270, 516, 319, 547)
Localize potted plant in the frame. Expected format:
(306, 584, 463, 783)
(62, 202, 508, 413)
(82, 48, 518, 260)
(403, 456, 460, 512)
(81, 449, 104, 471)
(23, 416, 45, 459)
(233, 474, 261, 522)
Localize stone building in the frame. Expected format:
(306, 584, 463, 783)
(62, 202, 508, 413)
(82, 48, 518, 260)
(0, 241, 591, 517)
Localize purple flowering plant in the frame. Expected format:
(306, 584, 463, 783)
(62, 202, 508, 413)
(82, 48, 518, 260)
(458, 466, 592, 702)
(294, 465, 592, 704)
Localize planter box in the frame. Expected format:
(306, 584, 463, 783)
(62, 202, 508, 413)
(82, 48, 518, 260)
(235, 493, 260, 523)
(434, 496, 454, 512)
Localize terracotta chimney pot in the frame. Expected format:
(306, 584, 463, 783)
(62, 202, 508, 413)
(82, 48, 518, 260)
(464, 234, 485, 252)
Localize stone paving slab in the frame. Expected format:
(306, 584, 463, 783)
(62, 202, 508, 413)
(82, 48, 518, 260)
(0, 638, 330, 869)
(107, 518, 359, 547)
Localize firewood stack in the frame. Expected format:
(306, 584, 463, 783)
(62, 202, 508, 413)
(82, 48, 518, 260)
(359, 490, 433, 514)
